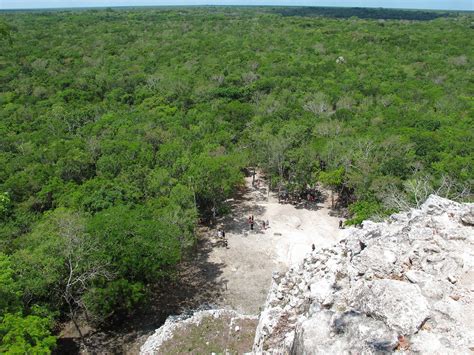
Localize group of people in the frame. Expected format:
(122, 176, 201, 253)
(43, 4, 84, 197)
(306, 193, 317, 202)
(248, 215, 269, 231)
(215, 214, 269, 250)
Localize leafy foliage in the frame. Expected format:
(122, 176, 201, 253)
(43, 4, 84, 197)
(83, 279, 145, 321)
(88, 205, 182, 282)
(275, 7, 453, 20)
(0, 310, 56, 354)
(0, 253, 21, 314)
(0, 6, 472, 349)
(346, 200, 383, 226)
(0, 193, 11, 220)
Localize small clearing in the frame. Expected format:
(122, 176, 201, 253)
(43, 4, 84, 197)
(208, 171, 343, 314)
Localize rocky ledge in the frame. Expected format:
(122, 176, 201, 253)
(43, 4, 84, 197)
(253, 195, 474, 354)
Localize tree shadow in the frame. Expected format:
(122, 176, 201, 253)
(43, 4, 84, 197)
(293, 201, 324, 211)
(54, 338, 80, 355)
(218, 202, 267, 236)
(287, 190, 327, 211)
(57, 234, 227, 354)
(210, 183, 269, 236)
(328, 209, 347, 218)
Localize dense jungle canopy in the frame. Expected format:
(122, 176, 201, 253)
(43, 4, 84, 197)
(0, 6, 472, 352)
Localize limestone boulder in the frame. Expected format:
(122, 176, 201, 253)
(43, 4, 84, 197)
(350, 279, 430, 334)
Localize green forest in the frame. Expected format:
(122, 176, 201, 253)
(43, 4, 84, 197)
(0, 6, 473, 352)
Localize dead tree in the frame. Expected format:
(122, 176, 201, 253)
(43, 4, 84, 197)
(56, 212, 112, 348)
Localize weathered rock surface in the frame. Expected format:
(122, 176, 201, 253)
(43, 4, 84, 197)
(253, 195, 474, 354)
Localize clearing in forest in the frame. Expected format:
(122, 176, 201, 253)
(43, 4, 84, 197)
(207, 171, 343, 314)
(62, 171, 343, 353)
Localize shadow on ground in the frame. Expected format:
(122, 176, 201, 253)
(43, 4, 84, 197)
(217, 186, 268, 236)
(55, 233, 227, 354)
(293, 200, 324, 211)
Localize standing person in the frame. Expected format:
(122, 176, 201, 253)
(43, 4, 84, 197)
(312, 244, 315, 252)
(222, 229, 228, 248)
(339, 220, 343, 229)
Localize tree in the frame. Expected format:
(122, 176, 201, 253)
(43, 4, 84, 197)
(346, 200, 382, 226)
(0, 311, 56, 354)
(303, 92, 331, 116)
(0, 255, 56, 353)
(88, 204, 182, 280)
(319, 168, 344, 209)
(257, 132, 292, 199)
(186, 152, 244, 218)
(0, 253, 21, 314)
(0, 192, 11, 220)
(55, 210, 110, 341)
(12, 209, 108, 342)
(0, 20, 12, 44)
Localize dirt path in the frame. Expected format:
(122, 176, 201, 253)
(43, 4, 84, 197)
(209, 172, 343, 314)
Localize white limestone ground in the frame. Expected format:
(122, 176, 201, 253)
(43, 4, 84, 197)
(208, 172, 343, 314)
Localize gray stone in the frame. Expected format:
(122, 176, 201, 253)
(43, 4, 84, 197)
(253, 197, 473, 354)
(292, 311, 398, 354)
(350, 279, 430, 334)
